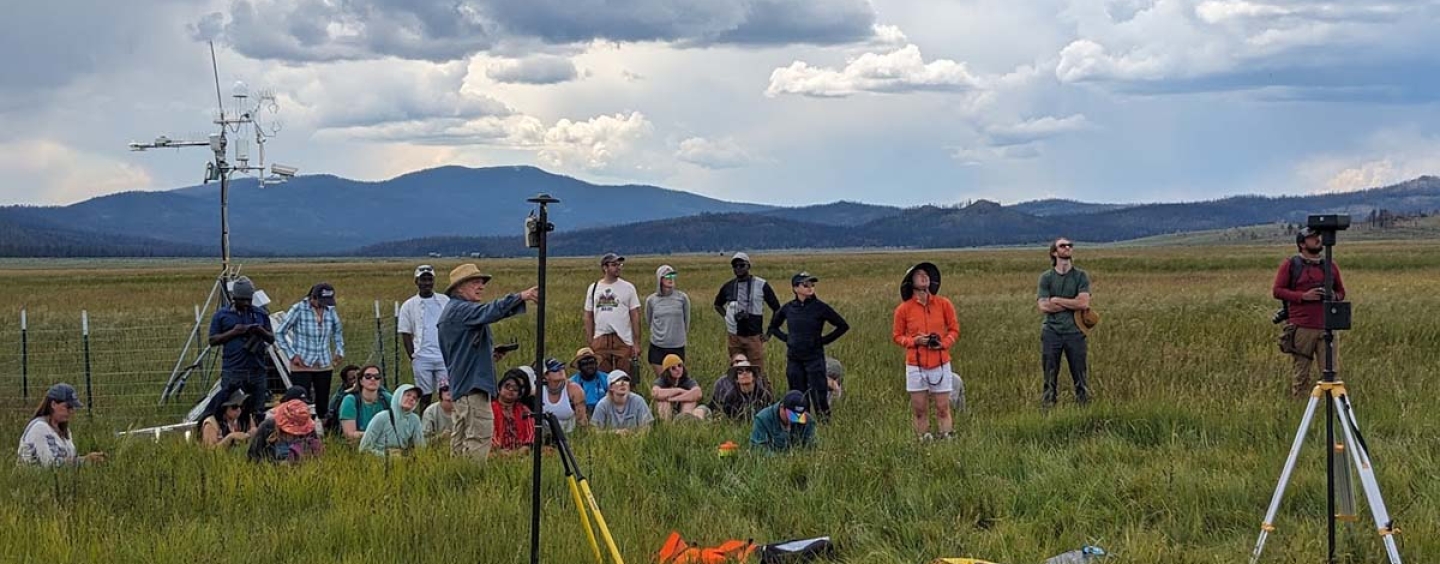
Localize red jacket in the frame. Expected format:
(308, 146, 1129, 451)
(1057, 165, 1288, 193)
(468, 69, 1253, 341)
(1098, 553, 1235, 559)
(892, 295, 960, 369)
(491, 401, 535, 451)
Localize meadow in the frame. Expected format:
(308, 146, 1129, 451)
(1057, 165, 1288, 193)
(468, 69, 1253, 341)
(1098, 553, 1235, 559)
(0, 242, 1436, 563)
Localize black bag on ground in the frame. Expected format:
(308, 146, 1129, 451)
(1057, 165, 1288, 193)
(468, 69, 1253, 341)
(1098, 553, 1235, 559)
(759, 536, 835, 563)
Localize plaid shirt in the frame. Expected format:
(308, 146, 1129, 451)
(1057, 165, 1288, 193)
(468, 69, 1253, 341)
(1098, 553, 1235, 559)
(275, 301, 345, 368)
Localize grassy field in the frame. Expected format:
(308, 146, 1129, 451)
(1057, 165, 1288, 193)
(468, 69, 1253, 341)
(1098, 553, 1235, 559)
(1, 242, 1437, 564)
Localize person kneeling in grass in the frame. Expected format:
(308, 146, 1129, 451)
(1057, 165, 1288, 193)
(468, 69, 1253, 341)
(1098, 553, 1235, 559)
(17, 383, 106, 467)
(750, 390, 815, 453)
(705, 359, 772, 421)
(359, 384, 426, 457)
(591, 370, 653, 433)
(491, 368, 537, 456)
(651, 354, 702, 421)
(249, 394, 323, 464)
(198, 389, 253, 449)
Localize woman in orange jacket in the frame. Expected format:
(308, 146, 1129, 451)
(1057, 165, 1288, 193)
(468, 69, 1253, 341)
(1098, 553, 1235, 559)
(892, 262, 960, 441)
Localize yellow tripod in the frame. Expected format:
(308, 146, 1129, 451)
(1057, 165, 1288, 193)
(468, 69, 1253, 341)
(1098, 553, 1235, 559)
(543, 412, 625, 564)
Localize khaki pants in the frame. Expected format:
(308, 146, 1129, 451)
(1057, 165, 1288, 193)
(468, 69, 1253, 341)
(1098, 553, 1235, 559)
(451, 391, 493, 461)
(590, 334, 631, 374)
(728, 334, 766, 374)
(1290, 327, 1340, 397)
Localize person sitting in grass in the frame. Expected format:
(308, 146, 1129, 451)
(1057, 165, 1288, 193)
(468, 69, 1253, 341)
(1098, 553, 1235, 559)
(825, 357, 844, 406)
(249, 395, 323, 464)
(421, 381, 455, 442)
(591, 370, 653, 433)
(491, 368, 537, 456)
(569, 348, 609, 418)
(338, 365, 392, 442)
(17, 383, 107, 467)
(750, 391, 816, 453)
(542, 358, 589, 433)
(705, 358, 773, 421)
(651, 354, 703, 421)
(327, 364, 361, 419)
(198, 389, 253, 449)
(359, 384, 426, 457)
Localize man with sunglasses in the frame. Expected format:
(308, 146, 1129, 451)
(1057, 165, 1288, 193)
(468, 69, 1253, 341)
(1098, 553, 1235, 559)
(767, 272, 849, 419)
(1037, 237, 1092, 408)
(399, 265, 449, 414)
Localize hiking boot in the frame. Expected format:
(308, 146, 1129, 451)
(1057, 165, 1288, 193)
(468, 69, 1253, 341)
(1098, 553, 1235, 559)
(941, 431, 956, 441)
(919, 432, 935, 442)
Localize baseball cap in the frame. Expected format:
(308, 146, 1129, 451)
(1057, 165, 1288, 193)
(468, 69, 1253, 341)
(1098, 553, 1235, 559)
(607, 370, 632, 388)
(781, 390, 809, 424)
(414, 265, 436, 279)
(731, 252, 751, 265)
(1296, 227, 1318, 245)
(45, 383, 83, 409)
(282, 385, 309, 403)
(791, 271, 818, 287)
(309, 283, 337, 307)
(600, 252, 626, 266)
(545, 358, 566, 374)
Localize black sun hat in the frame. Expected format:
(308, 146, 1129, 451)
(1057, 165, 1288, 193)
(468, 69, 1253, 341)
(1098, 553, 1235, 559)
(899, 262, 942, 301)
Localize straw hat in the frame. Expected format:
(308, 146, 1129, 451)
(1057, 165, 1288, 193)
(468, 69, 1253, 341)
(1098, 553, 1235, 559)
(446, 264, 493, 294)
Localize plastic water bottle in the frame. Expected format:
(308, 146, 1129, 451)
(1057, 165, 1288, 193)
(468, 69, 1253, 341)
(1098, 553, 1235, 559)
(1043, 545, 1106, 564)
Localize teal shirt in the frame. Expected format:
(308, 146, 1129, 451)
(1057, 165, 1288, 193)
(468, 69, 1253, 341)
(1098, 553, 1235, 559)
(749, 403, 816, 452)
(339, 391, 393, 432)
(1037, 267, 1090, 335)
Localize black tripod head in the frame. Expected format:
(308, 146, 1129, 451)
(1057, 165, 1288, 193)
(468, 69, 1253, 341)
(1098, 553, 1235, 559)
(1304, 214, 1352, 333)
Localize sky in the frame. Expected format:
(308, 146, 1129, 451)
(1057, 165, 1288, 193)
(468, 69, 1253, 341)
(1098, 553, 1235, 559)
(2, 0, 1439, 207)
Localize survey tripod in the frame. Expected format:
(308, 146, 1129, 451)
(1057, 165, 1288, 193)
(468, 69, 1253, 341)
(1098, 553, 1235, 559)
(537, 411, 626, 564)
(1249, 215, 1402, 564)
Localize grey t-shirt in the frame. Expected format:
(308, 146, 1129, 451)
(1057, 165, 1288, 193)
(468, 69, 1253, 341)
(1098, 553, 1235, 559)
(645, 291, 690, 348)
(1037, 267, 1091, 335)
(591, 393, 654, 430)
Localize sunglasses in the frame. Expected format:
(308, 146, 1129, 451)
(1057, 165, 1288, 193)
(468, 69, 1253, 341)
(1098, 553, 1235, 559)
(501, 382, 521, 391)
(799, 282, 815, 288)
(1058, 243, 1074, 248)
(362, 374, 382, 381)
(736, 367, 754, 373)
(663, 273, 678, 279)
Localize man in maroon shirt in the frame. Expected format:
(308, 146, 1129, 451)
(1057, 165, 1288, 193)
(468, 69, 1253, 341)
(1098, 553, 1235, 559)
(1272, 227, 1347, 397)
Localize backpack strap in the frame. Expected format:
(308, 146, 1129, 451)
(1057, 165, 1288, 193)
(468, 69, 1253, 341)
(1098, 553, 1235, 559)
(1287, 255, 1306, 290)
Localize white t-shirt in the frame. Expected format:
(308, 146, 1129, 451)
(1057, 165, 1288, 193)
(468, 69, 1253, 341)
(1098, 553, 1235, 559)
(398, 293, 450, 360)
(584, 279, 641, 345)
(17, 418, 76, 467)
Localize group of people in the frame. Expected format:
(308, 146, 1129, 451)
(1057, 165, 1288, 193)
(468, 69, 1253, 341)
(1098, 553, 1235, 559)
(32, 231, 1364, 468)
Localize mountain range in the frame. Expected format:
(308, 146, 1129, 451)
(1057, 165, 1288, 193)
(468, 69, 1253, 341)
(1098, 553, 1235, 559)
(2, 166, 1438, 257)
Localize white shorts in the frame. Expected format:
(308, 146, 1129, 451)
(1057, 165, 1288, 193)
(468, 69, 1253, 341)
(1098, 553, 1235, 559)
(905, 363, 954, 394)
(412, 355, 449, 394)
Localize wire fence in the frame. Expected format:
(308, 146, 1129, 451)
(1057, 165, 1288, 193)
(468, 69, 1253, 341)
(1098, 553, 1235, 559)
(0, 301, 408, 428)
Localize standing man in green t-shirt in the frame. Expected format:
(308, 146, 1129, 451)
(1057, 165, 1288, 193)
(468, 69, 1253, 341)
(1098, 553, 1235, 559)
(1036, 237, 1092, 407)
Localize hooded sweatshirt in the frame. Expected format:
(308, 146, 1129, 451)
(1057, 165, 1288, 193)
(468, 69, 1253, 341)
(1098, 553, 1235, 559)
(358, 384, 427, 456)
(646, 267, 691, 348)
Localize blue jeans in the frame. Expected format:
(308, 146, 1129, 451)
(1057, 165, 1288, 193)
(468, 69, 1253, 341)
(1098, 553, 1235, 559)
(1041, 327, 1089, 406)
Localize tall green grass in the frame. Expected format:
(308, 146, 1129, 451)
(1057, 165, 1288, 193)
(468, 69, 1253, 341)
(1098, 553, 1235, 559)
(1, 244, 1437, 563)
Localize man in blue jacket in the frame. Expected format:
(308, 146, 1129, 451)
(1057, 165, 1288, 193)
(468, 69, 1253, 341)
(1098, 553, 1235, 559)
(439, 264, 538, 461)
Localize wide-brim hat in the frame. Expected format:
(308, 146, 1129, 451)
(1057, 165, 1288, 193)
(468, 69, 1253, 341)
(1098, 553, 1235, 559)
(728, 359, 756, 377)
(900, 262, 942, 301)
(1075, 308, 1101, 336)
(221, 389, 249, 408)
(571, 347, 599, 368)
(275, 400, 315, 435)
(446, 263, 493, 294)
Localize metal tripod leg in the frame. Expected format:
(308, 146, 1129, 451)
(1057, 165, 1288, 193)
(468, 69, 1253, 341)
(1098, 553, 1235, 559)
(1250, 392, 1323, 564)
(162, 276, 225, 404)
(1333, 393, 1403, 564)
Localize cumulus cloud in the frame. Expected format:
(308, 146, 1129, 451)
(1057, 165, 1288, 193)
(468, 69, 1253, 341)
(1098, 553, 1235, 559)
(202, 0, 877, 63)
(1054, 0, 1437, 97)
(267, 60, 510, 130)
(538, 112, 655, 173)
(1295, 128, 1440, 194)
(0, 141, 154, 205)
(984, 114, 1093, 146)
(765, 45, 981, 98)
(675, 137, 760, 169)
(486, 56, 579, 85)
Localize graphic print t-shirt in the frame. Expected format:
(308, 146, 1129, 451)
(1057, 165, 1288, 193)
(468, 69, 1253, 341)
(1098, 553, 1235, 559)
(584, 280, 640, 345)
